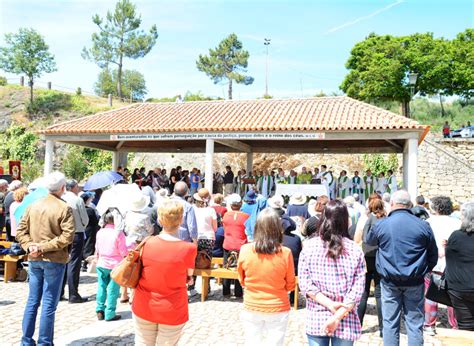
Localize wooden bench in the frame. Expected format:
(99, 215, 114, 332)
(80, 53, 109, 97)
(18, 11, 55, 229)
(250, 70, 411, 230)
(0, 240, 27, 283)
(194, 267, 300, 310)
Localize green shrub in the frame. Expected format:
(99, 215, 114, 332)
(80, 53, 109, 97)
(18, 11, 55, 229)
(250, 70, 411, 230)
(0, 124, 39, 162)
(21, 159, 43, 184)
(62, 145, 89, 181)
(0, 76, 7, 86)
(61, 145, 113, 181)
(363, 153, 398, 176)
(27, 89, 72, 115)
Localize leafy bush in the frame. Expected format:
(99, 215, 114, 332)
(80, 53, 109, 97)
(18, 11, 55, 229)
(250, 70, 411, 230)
(0, 76, 7, 86)
(21, 159, 43, 184)
(62, 145, 89, 181)
(363, 153, 398, 175)
(0, 124, 39, 162)
(61, 145, 113, 181)
(27, 89, 72, 115)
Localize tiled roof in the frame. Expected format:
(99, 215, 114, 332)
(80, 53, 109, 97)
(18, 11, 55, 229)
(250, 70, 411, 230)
(42, 96, 427, 135)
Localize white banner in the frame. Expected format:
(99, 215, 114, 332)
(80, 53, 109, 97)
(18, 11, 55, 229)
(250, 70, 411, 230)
(275, 183, 329, 197)
(110, 132, 325, 141)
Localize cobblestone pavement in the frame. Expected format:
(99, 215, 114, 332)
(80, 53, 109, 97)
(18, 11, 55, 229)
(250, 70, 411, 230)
(1, 272, 473, 345)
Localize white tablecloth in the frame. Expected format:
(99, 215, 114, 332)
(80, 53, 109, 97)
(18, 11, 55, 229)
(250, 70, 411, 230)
(275, 184, 329, 198)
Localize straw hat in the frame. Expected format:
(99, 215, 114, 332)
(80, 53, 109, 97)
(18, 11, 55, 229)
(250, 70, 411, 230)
(289, 193, 306, 205)
(268, 195, 284, 209)
(129, 193, 150, 212)
(193, 188, 211, 202)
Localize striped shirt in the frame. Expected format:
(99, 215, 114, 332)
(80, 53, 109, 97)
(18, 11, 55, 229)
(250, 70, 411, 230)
(298, 236, 366, 341)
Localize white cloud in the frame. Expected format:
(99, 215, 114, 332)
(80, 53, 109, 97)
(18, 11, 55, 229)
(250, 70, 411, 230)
(325, 0, 404, 34)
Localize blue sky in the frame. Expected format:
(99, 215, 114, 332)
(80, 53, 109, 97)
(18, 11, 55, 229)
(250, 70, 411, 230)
(0, 0, 473, 99)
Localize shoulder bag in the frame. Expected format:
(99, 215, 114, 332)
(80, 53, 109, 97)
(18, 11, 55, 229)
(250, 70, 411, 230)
(425, 272, 452, 307)
(111, 236, 151, 288)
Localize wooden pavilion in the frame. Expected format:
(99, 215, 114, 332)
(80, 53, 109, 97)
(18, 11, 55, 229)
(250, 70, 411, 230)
(40, 96, 429, 197)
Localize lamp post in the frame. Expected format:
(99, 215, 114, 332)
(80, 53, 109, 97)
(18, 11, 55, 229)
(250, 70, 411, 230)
(264, 38, 271, 97)
(407, 72, 418, 118)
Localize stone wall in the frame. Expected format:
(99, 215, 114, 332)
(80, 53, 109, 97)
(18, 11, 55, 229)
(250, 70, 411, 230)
(133, 137, 473, 203)
(418, 138, 473, 203)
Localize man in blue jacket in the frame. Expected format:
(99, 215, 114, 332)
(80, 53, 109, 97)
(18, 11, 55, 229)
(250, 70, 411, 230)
(365, 190, 438, 346)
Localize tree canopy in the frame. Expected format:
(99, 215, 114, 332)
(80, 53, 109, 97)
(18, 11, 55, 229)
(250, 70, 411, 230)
(82, 0, 158, 99)
(95, 68, 147, 100)
(196, 33, 254, 99)
(340, 29, 474, 117)
(0, 28, 57, 103)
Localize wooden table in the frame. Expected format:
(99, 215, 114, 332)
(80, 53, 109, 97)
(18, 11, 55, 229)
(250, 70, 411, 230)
(194, 267, 300, 310)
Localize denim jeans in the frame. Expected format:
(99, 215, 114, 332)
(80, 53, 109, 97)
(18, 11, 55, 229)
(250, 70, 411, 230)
(381, 280, 424, 346)
(22, 261, 66, 346)
(307, 335, 353, 346)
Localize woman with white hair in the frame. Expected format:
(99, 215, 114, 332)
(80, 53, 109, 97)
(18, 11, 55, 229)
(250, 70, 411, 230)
(445, 202, 474, 331)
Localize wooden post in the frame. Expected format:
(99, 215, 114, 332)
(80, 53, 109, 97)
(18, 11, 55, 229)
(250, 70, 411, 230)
(246, 152, 253, 174)
(47, 82, 52, 90)
(108, 94, 113, 107)
(20, 76, 24, 86)
(112, 152, 119, 171)
(204, 139, 214, 194)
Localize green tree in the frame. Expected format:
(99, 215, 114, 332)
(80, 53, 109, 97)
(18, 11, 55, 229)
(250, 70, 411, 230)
(95, 68, 147, 100)
(82, 0, 158, 99)
(340, 33, 454, 117)
(452, 29, 474, 100)
(196, 33, 254, 99)
(0, 28, 57, 103)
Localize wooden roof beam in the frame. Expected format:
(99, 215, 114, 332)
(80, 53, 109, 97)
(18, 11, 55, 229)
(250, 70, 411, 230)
(215, 139, 251, 153)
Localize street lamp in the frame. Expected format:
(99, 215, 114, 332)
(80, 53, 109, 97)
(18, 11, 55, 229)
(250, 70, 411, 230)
(406, 72, 418, 118)
(264, 38, 271, 97)
(408, 72, 418, 98)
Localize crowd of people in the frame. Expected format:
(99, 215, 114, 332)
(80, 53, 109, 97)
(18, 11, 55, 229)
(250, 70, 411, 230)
(1, 162, 472, 346)
(115, 164, 399, 201)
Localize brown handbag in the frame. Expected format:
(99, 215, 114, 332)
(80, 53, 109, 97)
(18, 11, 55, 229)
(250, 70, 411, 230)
(111, 236, 150, 288)
(195, 250, 212, 269)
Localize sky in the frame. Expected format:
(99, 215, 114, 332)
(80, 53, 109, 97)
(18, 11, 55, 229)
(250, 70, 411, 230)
(0, 0, 473, 100)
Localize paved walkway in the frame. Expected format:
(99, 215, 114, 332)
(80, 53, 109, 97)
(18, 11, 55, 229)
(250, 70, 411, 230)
(1, 272, 473, 345)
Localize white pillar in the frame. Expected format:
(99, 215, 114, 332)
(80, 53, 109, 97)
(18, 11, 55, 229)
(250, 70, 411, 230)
(44, 139, 54, 176)
(403, 144, 409, 190)
(204, 139, 214, 194)
(406, 138, 418, 199)
(246, 151, 253, 174)
(118, 152, 128, 168)
(112, 152, 119, 171)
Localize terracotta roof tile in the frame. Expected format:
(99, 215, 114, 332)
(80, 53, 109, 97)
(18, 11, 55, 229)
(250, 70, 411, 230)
(42, 96, 427, 135)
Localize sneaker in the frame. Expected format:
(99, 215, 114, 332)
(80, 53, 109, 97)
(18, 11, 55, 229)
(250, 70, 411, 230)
(188, 289, 198, 297)
(69, 296, 89, 304)
(423, 326, 436, 336)
(97, 311, 104, 321)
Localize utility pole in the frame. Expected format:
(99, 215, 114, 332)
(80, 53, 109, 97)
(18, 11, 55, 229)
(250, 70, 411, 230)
(264, 38, 271, 97)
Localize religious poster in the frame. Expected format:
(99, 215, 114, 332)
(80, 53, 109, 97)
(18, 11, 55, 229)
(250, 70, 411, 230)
(9, 160, 21, 181)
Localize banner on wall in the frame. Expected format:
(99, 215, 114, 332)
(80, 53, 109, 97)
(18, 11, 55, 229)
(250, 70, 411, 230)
(9, 161, 21, 181)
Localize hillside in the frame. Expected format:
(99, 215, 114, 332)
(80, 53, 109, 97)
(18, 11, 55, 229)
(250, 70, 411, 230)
(0, 85, 128, 131)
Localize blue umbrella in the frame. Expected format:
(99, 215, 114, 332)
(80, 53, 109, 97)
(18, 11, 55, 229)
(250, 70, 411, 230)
(83, 171, 124, 191)
(14, 187, 49, 223)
